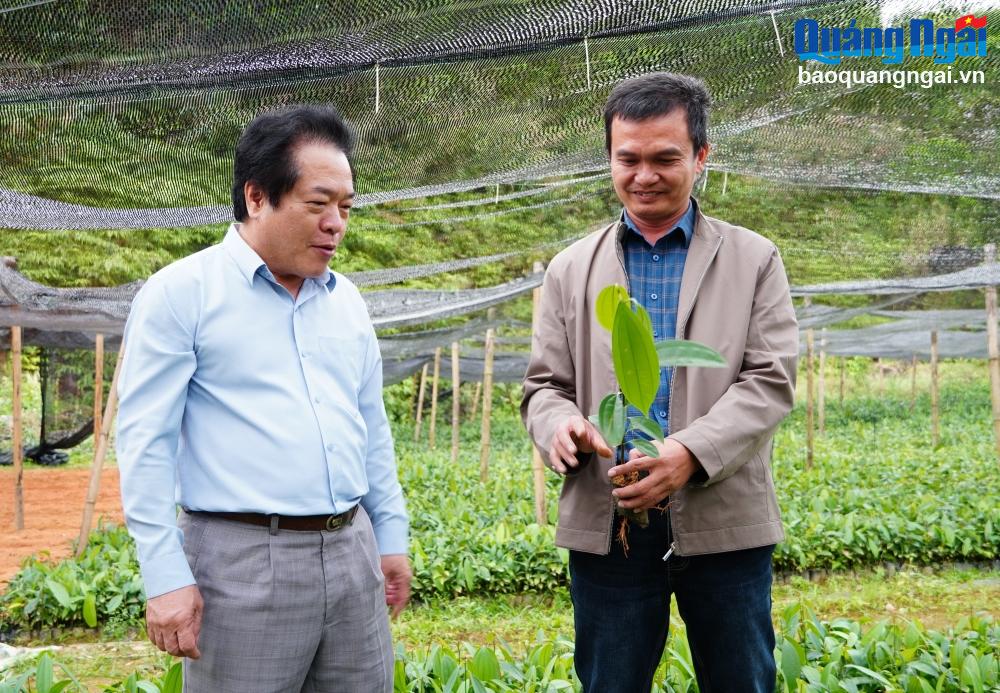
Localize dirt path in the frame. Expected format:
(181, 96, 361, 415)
(0, 467, 123, 585)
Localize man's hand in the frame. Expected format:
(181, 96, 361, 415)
(146, 584, 203, 659)
(548, 415, 614, 474)
(607, 439, 701, 511)
(381, 554, 412, 619)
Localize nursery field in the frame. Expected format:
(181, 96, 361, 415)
(1, 362, 998, 691)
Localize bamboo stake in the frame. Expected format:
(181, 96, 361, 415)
(451, 342, 460, 465)
(77, 345, 125, 554)
(983, 243, 1000, 462)
(818, 329, 826, 436)
(414, 363, 428, 441)
(930, 331, 940, 448)
(806, 328, 814, 469)
(94, 334, 104, 442)
(910, 353, 918, 412)
(530, 261, 547, 524)
(479, 329, 495, 482)
(470, 382, 482, 421)
(429, 347, 441, 449)
(11, 326, 23, 531)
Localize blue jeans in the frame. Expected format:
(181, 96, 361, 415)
(569, 511, 776, 693)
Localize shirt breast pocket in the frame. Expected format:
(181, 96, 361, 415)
(317, 334, 368, 397)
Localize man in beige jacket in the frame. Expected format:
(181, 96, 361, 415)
(521, 72, 798, 693)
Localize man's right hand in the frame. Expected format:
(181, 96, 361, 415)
(548, 415, 614, 474)
(146, 584, 203, 659)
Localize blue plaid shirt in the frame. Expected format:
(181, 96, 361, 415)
(621, 200, 695, 446)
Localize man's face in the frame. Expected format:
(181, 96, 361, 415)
(609, 109, 709, 228)
(244, 140, 354, 292)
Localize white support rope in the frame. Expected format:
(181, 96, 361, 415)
(374, 63, 381, 113)
(584, 36, 592, 90)
(770, 10, 785, 57)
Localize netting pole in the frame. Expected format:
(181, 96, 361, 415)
(583, 36, 592, 90)
(930, 331, 939, 447)
(11, 325, 23, 531)
(429, 348, 442, 449)
(983, 243, 1000, 462)
(770, 10, 785, 57)
(374, 63, 381, 114)
(721, 171, 728, 196)
(414, 363, 428, 441)
(818, 329, 826, 436)
(470, 381, 482, 421)
(77, 344, 124, 556)
(451, 342, 460, 465)
(495, 184, 500, 204)
(94, 334, 104, 442)
(530, 261, 547, 524)
(806, 325, 814, 470)
(910, 353, 918, 413)
(479, 328, 496, 482)
(876, 357, 884, 396)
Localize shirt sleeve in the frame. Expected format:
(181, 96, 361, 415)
(356, 323, 409, 555)
(116, 278, 199, 598)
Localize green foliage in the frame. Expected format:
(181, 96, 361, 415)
(0, 523, 144, 634)
(611, 300, 659, 418)
(0, 655, 182, 693)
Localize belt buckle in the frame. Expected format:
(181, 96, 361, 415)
(325, 513, 346, 531)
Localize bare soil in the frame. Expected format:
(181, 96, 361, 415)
(0, 467, 123, 586)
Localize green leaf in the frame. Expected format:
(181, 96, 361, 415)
(633, 299, 653, 337)
(844, 664, 894, 689)
(780, 640, 802, 692)
(597, 393, 626, 448)
(655, 340, 726, 368)
(47, 683, 71, 693)
(632, 439, 660, 458)
(82, 593, 97, 628)
(135, 683, 160, 693)
(612, 302, 659, 416)
(595, 285, 629, 331)
(469, 647, 502, 681)
(161, 663, 183, 693)
(960, 653, 984, 693)
(44, 579, 72, 609)
(629, 415, 664, 442)
(35, 654, 54, 693)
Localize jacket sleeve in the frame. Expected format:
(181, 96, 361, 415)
(670, 245, 798, 486)
(520, 262, 589, 471)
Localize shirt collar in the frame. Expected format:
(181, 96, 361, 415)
(621, 198, 697, 249)
(223, 223, 336, 291)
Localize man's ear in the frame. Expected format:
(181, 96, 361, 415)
(694, 143, 711, 176)
(244, 181, 268, 219)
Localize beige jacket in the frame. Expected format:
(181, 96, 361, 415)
(521, 209, 798, 556)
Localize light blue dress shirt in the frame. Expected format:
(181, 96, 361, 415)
(116, 225, 408, 599)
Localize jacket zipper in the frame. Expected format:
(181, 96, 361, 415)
(662, 541, 677, 562)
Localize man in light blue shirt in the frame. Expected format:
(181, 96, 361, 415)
(117, 105, 409, 691)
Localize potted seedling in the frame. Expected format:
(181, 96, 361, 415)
(589, 285, 726, 549)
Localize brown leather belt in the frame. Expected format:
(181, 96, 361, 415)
(186, 506, 358, 532)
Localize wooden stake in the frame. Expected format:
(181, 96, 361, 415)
(910, 353, 917, 413)
(930, 331, 939, 448)
(451, 342, 460, 465)
(414, 363, 428, 441)
(818, 329, 826, 436)
(983, 243, 1000, 462)
(11, 325, 23, 531)
(876, 357, 884, 396)
(479, 329, 495, 482)
(530, 261, 547, 524)
(470, 381, 482, 421)
(94, 334, 104, 442)
(77, 345, 125, 554)
(806, 328, 814, 469)
(429, 347, 441, 449)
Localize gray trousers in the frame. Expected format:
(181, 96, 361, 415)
(178, 507, 393, 693)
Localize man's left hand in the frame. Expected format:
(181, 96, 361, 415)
(608, 439, 701, 511)
(381, 554, 412, 619)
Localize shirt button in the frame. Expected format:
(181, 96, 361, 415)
(650, 293, 658, 300)
(314, 396, 321, 404)
(326, 443, 335, 452)
(652, 254, 660, 261)
(653, 331, 659, 338)
(659, 410, 667, 419)
(301, 351, 309, 358)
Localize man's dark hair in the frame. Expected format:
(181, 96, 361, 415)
(232, 105, 355, 221)
(603, 72, 711, 155)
